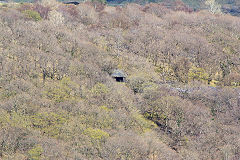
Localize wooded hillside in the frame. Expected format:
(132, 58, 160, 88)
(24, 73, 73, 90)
(0, 1, 240, 159)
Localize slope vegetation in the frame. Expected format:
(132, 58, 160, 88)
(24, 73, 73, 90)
(0, 1, 240, 160)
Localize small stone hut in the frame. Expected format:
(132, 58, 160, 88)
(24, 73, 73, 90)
(111, 69, 126, 82)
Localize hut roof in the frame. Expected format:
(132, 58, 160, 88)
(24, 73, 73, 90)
(111, 69, 126, 78)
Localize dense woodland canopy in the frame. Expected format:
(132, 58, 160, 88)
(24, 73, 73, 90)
(0, 0, 240, 159)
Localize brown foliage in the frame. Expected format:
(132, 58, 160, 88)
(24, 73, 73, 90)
(0, 1, 240, 159)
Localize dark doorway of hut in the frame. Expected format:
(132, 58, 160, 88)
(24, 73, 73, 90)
(115, 77, 124, 82)
(111, 69, 126, 82)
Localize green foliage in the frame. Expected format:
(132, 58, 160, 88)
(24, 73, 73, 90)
(23, 10, 42, 21)
(188, 66, 209, 83)
(144, 96, 186, 131)
(175, 108, 184, 127)
(220, 61, 231, 78)
(0, 110, 32, 129)
(93, 37, 110, 51)
(128, 73, 156, 93)
(31, 112, 68, 137)
(230, 81, 240, 87)
(100, 105, 112, 112)
(132, 112, 157, 133)
(44, 77, 78, 102)
(91, 83, 109, 96)
(78, 112, 114, 130)
(128, 76, 145, 93)
(1, 2, 240, 159)
(155, 64, 176, 82)
(0, 90, 17, 100)
(0, 109, 11, 128)
(10, 111, 32, 128)
(223, 72, 240, 86)
(223, 46, 236, 55)
(172, 59, 191, 83)
(83, 127, 109, 141)
(209, 79, 219, 87)
(143, 111, 158, 120)
(28, 145, 43, 160)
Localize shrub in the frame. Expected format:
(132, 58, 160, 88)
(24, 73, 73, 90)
(77, 4, 99, 25)
(155, 64, 176, 82)
(28, 145, 43, 160)
(34, 4, 50, 19)
(91, 83, 109, 96)
(132, 112, 157, 133)
(128, 77, 145, 93)
(57, 4, 78, 20)
(44, 77, 79, 103)
(9, 111, 32, 128)
(0, 109, 11, 128)
(0, 110, 32, 129)
(223, 46, 236, 55)
(48, 9, 64, 26)
(223, 72, 240, 86)
(0, 89, 17, 100)
(23, 10, 42, 21)
(100, 105, 112, 112)
(188, 66, 209, 83)
(31, 112, 68, 137)
(40, 0, 58, 8)
(83, 127, 109, 141)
